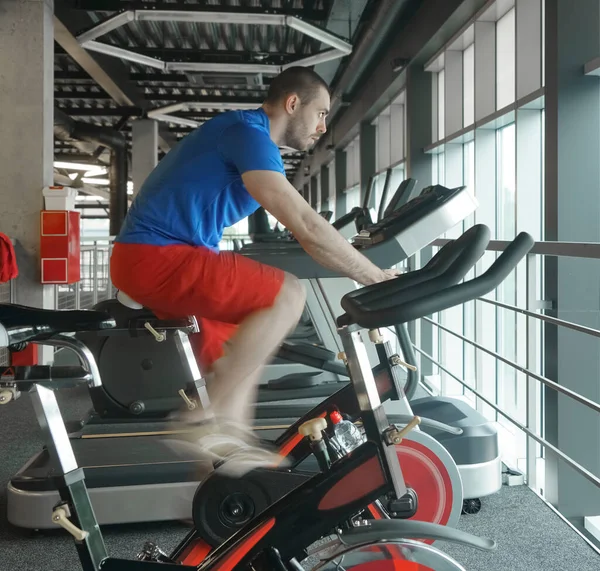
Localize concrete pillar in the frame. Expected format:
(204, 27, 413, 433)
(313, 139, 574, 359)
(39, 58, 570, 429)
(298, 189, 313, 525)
(310, 175, 319, 210)
(132, 119, 159, 196)
(544, 0, 600, 525)
(0, 0, 55, 313)
(406, 65, 434, 376)
(320, 166, 330, 210)
(335, 150, 347, 215)
(359, 122, 377, 209)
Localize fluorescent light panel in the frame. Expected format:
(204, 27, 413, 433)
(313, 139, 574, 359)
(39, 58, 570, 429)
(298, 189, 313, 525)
(54, 161, 101, 170)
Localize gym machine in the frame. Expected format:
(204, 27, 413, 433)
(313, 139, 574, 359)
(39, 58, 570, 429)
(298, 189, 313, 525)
(0, 224, 534, 569)
(4, 223, 521, 534)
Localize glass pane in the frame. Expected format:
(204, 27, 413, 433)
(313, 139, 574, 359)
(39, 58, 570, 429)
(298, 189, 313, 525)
(438, 70, 445, 140)
(497, 124, 516, 239)
(496, 8, 516, 109)
(463, 43, 475, 127)
(345, 185, 361, 212)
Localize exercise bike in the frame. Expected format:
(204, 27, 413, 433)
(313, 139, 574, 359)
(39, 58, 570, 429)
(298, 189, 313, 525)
(7, 225, 487, 533)
(0, 226, 534, 570)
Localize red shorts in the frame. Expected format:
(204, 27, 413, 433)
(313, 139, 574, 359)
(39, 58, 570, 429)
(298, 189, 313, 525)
(110, 242, 285, 371)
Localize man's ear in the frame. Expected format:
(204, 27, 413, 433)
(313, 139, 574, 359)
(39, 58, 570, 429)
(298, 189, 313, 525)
(285, 94, 299, 114)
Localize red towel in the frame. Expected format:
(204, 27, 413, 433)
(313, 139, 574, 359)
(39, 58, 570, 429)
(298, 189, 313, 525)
(0, 232, 18, 283)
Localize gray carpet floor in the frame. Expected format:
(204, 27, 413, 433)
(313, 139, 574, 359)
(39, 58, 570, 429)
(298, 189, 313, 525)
(1, 385, 599, 571)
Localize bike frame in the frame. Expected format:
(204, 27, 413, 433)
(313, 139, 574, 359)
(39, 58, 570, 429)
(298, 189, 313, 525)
(25, 324, 410, 571)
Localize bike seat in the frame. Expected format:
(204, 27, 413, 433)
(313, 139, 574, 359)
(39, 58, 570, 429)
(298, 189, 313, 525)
(0, 303, 116, 346)
(116, 290, 143, 310)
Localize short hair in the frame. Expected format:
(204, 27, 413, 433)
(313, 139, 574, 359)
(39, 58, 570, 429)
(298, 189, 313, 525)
(265, 66, 329, 106)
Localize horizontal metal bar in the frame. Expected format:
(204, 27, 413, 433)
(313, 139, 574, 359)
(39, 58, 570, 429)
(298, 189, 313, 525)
(82, 41, 166, 70)
(135, 10, 286, 26)
(477, 297, 600, 339)
(432, 238, 600, 260)
(422, 317, 600, 415)
(414, 347, 600, 490)
(165, 61, 281, 74)
(76, 11, 134, 44)
(286, 16, 353, 54)
(149, 114, 201, 128)
(282, 49, 347, 71)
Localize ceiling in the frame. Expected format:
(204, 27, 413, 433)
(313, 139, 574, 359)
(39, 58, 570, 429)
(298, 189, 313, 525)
(53, 0, 377, 198)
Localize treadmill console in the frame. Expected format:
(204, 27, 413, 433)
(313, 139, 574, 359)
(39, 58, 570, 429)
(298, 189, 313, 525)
(352, 185, 467, 246)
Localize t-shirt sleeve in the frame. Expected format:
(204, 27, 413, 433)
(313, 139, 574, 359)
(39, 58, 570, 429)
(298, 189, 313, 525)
(217, 122, 285, 176)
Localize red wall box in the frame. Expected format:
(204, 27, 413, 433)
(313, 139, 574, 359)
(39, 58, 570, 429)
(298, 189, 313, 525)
(40, 210, 81, 284)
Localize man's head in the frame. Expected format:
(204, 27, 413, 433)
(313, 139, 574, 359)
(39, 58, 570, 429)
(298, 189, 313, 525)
(263, 67, 330, 151)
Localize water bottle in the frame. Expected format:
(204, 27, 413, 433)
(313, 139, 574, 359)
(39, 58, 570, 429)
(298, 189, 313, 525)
(331, 410, 365, 454)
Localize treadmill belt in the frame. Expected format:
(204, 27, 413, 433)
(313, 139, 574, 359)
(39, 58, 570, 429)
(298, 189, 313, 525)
(13, 435, 211, 491)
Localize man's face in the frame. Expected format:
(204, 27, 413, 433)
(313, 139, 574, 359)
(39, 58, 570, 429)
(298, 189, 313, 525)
(283, 87, 330, 151)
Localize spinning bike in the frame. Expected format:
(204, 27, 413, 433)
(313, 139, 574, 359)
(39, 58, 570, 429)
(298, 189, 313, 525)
(0, 226, 534, 570)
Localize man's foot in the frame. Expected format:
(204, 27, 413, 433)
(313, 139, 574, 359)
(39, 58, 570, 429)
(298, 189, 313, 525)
(164, 416, 288, 477)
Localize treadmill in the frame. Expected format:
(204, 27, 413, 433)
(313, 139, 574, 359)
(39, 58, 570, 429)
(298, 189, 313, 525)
(7, 183, 480, 529)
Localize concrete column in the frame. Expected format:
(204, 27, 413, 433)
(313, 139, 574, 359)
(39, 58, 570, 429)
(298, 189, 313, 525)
(132, 119, 159, 196)
(334, 150, 347, 215)
(0, 0, 55, 314)
(310, 175, 319, 210)
(406, 65, 434, 376)
(544, 0, 600, 526)
(320, 166, 329, 207)
(359, 122, 377, 209)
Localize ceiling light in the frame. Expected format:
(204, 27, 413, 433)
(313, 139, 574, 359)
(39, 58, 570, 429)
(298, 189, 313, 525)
(84, 168, 108, 177)
(54, 161, 100, 170)
(82, 178, 110, 185)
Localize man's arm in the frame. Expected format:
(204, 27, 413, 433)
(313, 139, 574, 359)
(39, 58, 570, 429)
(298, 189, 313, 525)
(242, 170, 391, 286)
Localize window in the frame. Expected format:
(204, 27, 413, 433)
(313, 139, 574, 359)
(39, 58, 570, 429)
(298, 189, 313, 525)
(327, 161, 336, 220)
(496, 8, 516, 110)
(438, 70, 445, 140)
(463, 43, 475, 127)
(345, 185, 361, 212)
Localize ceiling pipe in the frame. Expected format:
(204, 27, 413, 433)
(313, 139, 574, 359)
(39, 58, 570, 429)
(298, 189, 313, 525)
(54, 108, 128, 235)
(326, 0, 415, 122)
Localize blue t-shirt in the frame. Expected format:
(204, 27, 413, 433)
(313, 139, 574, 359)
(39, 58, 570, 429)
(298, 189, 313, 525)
(115, 108, 285, 250)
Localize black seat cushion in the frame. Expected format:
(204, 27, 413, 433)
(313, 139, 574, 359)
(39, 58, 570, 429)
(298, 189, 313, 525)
(0, 304, 115, 345)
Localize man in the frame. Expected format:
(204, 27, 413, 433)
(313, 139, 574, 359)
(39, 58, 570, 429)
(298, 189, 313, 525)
(110, 66, 398, 473)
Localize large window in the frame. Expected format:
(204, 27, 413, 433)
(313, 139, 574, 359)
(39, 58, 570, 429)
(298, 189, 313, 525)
(421, 0, 546, 478)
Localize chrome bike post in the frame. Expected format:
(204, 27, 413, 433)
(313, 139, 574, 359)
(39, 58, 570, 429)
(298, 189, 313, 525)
(338, 324, 407, 500)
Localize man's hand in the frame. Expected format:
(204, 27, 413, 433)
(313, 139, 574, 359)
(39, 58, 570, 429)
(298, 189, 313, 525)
(366, 268, 400, 285)
(242, 170, 402, 286)
(381, 268, 401, 281)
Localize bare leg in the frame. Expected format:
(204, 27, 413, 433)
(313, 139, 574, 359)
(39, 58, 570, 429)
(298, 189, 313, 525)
(205, 273, 306, 426)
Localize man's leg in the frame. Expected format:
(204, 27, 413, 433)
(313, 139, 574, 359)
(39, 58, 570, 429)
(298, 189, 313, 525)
(111, 242, 305, 467)
(205, 273, 305, 426)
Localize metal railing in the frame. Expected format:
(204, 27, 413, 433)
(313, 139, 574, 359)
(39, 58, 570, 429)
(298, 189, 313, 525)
(53, 234, 251, 310)
(54, 240, 115, 310)
(418, 238, 600, 497)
